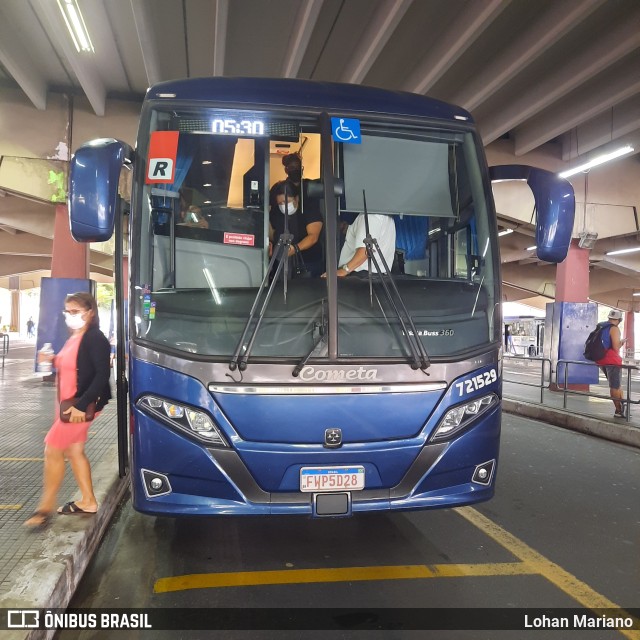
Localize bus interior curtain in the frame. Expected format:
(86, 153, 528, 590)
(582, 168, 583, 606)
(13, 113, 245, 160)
(394, 215, 428, 260)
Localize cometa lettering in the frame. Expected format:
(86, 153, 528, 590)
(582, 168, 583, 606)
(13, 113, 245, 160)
(299, 366, 378, 382)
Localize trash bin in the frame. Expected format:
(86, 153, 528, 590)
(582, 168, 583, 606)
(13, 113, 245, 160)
(528, 344, 536, 357)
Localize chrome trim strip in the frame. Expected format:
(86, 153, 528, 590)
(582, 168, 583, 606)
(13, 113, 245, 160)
(208, 382, 447, 395)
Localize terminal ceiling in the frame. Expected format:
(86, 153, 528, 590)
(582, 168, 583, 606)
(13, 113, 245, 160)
(0, 0, 639, 311)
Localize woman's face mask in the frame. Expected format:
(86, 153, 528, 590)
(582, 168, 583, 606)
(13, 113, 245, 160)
(279, 201, 297, 216)
(64, 311, 87, 330)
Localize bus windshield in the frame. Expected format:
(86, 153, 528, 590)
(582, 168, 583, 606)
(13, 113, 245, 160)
(133, 105, 499, 361)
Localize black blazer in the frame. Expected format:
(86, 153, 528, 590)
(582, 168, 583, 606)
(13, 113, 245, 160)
(73, 325, 112, 412)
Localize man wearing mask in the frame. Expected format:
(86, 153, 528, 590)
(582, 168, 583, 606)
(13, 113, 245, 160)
(268, 181, 323, 277)
(269, 152, 321, 217)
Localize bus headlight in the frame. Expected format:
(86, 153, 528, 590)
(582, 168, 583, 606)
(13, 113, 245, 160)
(431, 393, 498, 441)
(137, 395, 227, 446)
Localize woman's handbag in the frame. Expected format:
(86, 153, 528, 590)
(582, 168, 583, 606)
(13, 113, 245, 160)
(292, 244, 311, 278)
(60, 397, 96, 422)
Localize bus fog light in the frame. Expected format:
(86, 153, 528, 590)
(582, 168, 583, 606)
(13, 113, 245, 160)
(431, 394, 498, 441)
(141, 469, 172, 497)
(472, 460, 495, 485)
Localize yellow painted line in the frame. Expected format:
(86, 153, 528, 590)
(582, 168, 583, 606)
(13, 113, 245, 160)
(0, 457, 44, 461)
(0, 504, 22, 510)
(456, 506, 640, 640)
(154, 561, 534, 593)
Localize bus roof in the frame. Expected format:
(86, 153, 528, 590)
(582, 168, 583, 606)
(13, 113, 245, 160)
(145, 77, 473, 123)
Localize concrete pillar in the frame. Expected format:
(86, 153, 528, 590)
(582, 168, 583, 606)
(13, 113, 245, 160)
(623, 311, 634, 358)
(10, 290, 19, 332)
(37, 204, 90, 379)
(555, 239, 590, 302)
(50, 204, 89, 278)
(551, 239, 592, 391)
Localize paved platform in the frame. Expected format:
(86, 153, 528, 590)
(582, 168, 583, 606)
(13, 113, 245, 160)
(0, 335, 638, 640)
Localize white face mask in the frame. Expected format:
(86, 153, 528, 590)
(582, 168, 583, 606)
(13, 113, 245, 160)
(65, 313, 87, 330)
(279, 202, 297, 216)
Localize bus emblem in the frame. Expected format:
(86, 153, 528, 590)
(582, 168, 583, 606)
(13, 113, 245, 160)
(324, 428, 342, 448)
(299, 366, 378, 382)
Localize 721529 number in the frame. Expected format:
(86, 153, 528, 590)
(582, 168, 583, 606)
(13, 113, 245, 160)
(454, 369, 497, 397)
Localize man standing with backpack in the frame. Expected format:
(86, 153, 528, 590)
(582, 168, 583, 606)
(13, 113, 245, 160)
(594, 309, 627, 418)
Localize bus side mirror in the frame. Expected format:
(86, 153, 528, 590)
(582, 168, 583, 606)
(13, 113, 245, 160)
(490, 165, 575, 263)
(69, 138, 133, 242)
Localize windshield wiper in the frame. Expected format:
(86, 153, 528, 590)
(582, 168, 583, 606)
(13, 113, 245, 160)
(361, 191, 430, 373)
(293, 299, 328, 377)
(229, 187, 295, 373)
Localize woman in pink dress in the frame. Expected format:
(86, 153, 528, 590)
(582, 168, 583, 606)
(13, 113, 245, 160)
(25, 292, 112, 529)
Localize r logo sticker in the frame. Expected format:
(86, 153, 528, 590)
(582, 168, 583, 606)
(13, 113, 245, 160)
(148, 158, 174, 181)
(146, 131, 179, 184)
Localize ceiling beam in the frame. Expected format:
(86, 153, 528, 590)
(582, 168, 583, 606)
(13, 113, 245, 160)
(479, 10, 640, 145)
(452, 0, 604, 112)
(29, 0, 106, 116)
(87, 0, 129, 90)
(340, 0, 413, 85)
(0, 6, 48, 110)
(562, 97, 640, 161)
(130, 0, 162, 86)
(0, 232, 51, 255)
(514, 54, 640, 156)
(0, 255, 51, 277)
(0, 198, 55, 238)
(402, 0, 509, 95)
(281, 0, 324, 78)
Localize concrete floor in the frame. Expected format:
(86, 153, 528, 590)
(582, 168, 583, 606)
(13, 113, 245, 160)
(58, 415, 639, 640)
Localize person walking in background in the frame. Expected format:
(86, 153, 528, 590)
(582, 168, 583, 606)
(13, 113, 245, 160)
(504, 324, 515, 354)
(24, 292, 112, 530)
(26, 317, 35, 338)
(595, 309, 627, 418)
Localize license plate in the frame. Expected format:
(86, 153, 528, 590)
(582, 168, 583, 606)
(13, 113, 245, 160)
(300, 466, 365, 492)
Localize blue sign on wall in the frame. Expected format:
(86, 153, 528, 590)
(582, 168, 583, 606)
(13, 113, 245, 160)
(331, 118, 361, 144)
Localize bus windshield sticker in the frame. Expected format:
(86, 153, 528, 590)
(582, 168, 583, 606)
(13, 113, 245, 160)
(146, 131, 179, 184)
(331, 117, 361, 144)
(143, 294, 151, 318)
(223, 232, 255, 246)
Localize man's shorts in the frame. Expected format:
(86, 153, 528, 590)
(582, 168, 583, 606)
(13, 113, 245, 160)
(601, 365, 621, 390)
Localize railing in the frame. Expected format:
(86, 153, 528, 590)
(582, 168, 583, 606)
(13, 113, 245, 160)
(503, 354, 638, 424)
(0, 333, 8, 367)
(557, 358, 638, 423)
(502, 354, 551, 403)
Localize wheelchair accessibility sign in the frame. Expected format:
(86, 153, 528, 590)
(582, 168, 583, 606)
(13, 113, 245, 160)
(331, 118, 361, 144)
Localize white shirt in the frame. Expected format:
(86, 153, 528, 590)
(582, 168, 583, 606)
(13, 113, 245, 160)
(339, 214, 396, 273)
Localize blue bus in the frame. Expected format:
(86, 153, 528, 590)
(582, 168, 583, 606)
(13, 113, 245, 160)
(69, 78, 574, 517)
